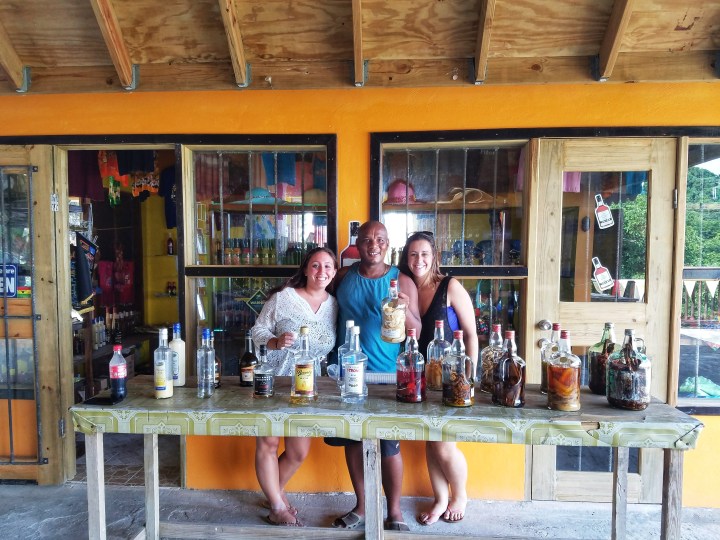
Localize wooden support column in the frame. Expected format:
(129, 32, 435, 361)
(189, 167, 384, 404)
(611, 446, 629, 540)
(352, 0, 365, 86)
(89, 0, 136, 90)
(218, 0, 250, 87)
(661, 449, 684, 540)
(362, 439, 382, 540)
(144, 434, 160, 540)
(473, 0, 496, 83)
(0, 20, 28, 91)
(85, 432, 107, 540)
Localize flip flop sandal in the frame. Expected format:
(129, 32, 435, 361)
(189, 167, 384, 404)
(263, 514, 304, 527)
(332, 511, 365, 529)
(384, 520, 410, 531)
(261, 500, 298, 516)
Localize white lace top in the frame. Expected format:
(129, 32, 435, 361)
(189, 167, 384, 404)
(251, 287, 338, 376)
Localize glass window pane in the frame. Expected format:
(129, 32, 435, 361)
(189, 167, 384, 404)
(560, 171, 649, 303)
(678, 144, 720, 399)
(557, 446, 639, 474)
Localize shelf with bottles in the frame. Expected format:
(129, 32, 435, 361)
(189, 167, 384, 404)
(382, 191, 522, 213)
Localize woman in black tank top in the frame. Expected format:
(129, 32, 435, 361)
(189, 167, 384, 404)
(399, 232, 479, 525)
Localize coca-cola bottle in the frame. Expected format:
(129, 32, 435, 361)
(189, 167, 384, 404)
(479, 323, 502, 393)
(426, 320, 450, 391)
(547, 330, 581, 411)
(442, 330, 474, 407)
(109, 345, 127, 402)
(396, 328, 425, 403)
(588, 322, 617, 395)
(492, 330, 525, 408)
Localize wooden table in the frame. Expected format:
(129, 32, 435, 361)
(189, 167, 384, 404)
(71, 377, 703, 540)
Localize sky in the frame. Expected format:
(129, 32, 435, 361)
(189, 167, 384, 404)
(697, 157, 720, 175)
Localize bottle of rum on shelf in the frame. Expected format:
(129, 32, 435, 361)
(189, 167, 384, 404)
(290, 326, 317, 403)
(153, 327, 174, 399)
(340, 220, 361, 267)
(253, 344, 275, 398)
(426, 320, 450, 391)
(540, 323, 561, 394)
(381, 279, 406, 344)
(169, 322, 186, 386)
(607, 329, 651, 411)
(442, 330, 474, 407)
(239, 330, 258, 387)
(396, 328, 426, 403)
(196, 328, 215, 399)
(167, 233, 174, 255)
(479, 323, 502, 393)
(547, 330, 581, 411)
(588, 322, 617, 395)
(341, 326, 368, 403)
(492, 330, 525, 408)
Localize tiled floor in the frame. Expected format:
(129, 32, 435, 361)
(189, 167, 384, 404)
(71, 433, 181, 487)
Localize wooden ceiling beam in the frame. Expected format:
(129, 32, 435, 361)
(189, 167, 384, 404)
(595, 0, 636, 82)
(0, 20, 29, 92)
(89, 0, 137, 90)
(352, 0, 365, 86)
(218, 0, 250, 87)
(474, 0, 497, 84)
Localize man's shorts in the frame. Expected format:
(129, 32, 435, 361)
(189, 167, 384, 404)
(324, 437, 400, 457)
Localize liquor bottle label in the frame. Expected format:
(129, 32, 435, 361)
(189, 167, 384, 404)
(592, 257, 614, 291)
(241, 367, 254, 383)
(155, 363, 167, 390)
(345, 363, 364, 394)
(171, 351, 179, 380)
(110, 364, 127, 379)
(594, 194, 615, 229)
(294, 364, 314, 394)
(254, 373, 274, 396)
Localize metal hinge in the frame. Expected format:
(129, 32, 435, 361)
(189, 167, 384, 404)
(58, 418, 65, 438)
(50, 193, 59, 212)
(673, 188, 678, 209)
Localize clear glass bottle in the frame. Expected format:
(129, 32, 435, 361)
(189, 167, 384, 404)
(540, 322, 561, 394)
(239, 330, 257, 387)
(336, 319, 355, 389)
(253, 344, 275, 398)
(588, 322, 617, 395)
(396, 328, 426, 403)
(169, 322, 186, 387)
(290, 326, 317, 403)
(492, 330, 525, 408)
(426, 320, 450, 391)
(197, 328, 215, 399)
(381, 278, 406, 344)
(606, 329, 651, 410)
(340, 220, 361, 267)
(154, 327, 174, 399)
(210, 331, 221, 388)
(547, 330, 582, 411)
(479, 323, 502, 393)
(109, 344, 127, 402)
(442, 330, 474, 407)
(341, 326, 368, 403)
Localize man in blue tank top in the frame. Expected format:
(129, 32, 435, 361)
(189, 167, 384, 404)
(327, 221, 421, 532)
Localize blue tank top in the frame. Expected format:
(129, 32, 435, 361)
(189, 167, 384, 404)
(336, 264, 401, 372)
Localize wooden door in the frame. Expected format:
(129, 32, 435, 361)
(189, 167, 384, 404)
(526, 138, 677, 502)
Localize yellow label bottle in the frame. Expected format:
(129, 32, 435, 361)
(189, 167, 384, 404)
(290, 326, 317, 403)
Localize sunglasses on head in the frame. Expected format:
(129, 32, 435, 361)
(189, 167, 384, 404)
(408, 230, 434, 238)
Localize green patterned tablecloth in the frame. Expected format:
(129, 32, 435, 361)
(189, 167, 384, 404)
(71, 376, 703, 450)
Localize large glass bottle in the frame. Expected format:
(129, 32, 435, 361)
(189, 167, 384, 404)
(381, 279, 406, 344)
(109, 345, 127, 402)
(547, 330, 581, 411)
(341, 326, 368, 403)
(197, 328, 215, 399)
(606, 329, 651, 410)
(340, 220, 361, 267)
(290, 326, 318, 403)
(239, 330, 258, 387)
(540, 322, 561, 394)
(479, 323, 502, 393)
(210, 331, 221, 388)
(253, 344, 275, 398)
(335, 319, 355, 389)
(396, 328, 426, 403)
(442, 330, 474, 407)
(426, 320, 451, 391)
(169, 322, 186, 387)
(154, 327, 174, 399)
(588, 322, 617, 395)
(492, 330, 525, 408)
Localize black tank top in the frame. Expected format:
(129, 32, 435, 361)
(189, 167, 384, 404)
(418, 276, 453, 355)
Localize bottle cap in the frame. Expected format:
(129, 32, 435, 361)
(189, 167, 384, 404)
(259, 344, 267, 355)
(552, 323, 561, 330)
(505, 330, 515, 338)
(560, 330, 569, 339)
(435, 320, 444, 328)
(159, 327, 168, 339)
(605, 322, 614, 327)
(453, 330, 463, 339)
(173, 322, 181, 333)
(492, 324, 502, 332)
(346, 319, 355, 328)
(113, 345, 122, 353)
(202, 328, 211, 339)
(352, 326, 360, 335)
(407, 328, 417, 337)
(390, 279, 398, 287)
(300, 326, 309, 335)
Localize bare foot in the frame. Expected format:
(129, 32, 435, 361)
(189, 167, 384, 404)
(267, 507, 302, 526)
(442, 496, 467, 523)
(417, 500, 447, 526)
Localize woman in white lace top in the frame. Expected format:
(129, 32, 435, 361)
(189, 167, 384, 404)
(250, 246, 338, 526)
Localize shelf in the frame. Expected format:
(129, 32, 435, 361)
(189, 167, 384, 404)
(154, 293, 178, 298)
(382, 192, 522, 212)
(211, 202, 327, 213)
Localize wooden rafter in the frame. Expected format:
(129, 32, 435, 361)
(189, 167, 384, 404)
(474, 0, 496, 83)
(89, 0, 135, 89)
(597, 0, 636, 82)
(352, 0, 365, 86)
(0, 19, 27, 91)
(218, 0, 249, 87)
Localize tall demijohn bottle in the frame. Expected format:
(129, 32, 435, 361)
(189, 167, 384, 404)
(540, 323, 561, 394)
(340, 221, 361, 267)
(239, 330, 257, 387)
(335, 319, 355, 389)
(547, 330, 581, 411)
(426, 320, 450, 391)
(588, 322, 617, 395)
(253, 344, 275, 398)
(479, 323, 502, 393)
(381, 279, 406, 344)
(492, 330, 525, 408)
(442, 330, 474, 407)
(109, 345, 127, 402)
(341, 326, 368, 403)
(197, 328, 215, 399)
(290, 326, 317, 403)
(606, 329, 651, 410)
(154, 327, 174, 399)
(396, 328, 426, 403)
(169, 322, 186, 387)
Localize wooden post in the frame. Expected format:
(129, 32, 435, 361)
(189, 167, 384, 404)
(362, 438, 383, 540)
(661, 449, 684, 540)
(85, 432, 107, 540)
(144, 434, 160, 540)
(611, 446, 628, 540)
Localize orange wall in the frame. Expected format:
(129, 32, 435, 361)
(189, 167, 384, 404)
(2, 82, 719, 502)
(0, 400, 37, 459)
(684, 416, 720, 508)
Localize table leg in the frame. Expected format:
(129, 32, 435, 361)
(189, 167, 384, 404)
(611, 446, 628, 540)
(362, 439, 383, 540)
(661, 449, 684, 540)
(85, 431, 107, 540)
(144, 434, 160, 540)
